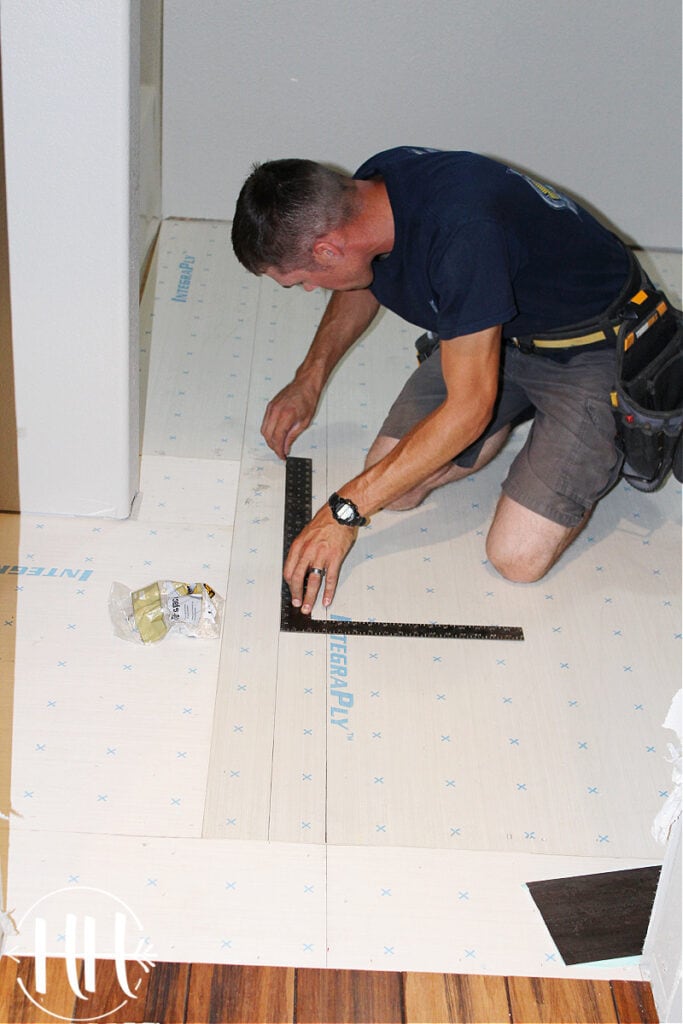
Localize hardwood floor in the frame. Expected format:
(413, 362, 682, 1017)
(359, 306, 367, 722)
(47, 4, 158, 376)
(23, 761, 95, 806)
(0, 958, 659, 1023)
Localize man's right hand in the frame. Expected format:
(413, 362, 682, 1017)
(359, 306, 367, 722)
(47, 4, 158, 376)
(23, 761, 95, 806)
(260, 376, 321, 459)
(260, 289, 380, 459)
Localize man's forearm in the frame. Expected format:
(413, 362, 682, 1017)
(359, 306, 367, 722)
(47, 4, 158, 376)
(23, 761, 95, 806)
(295, 288, 380, 390)
(339, 326, 502, 517)
(344, 397, 490, 516)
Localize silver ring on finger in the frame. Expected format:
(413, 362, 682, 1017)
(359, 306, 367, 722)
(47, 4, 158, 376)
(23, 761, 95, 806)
(309, 567, 326, 577)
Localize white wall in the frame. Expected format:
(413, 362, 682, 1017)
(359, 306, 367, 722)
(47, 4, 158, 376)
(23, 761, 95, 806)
(140, 0, 162, 269)
(162, 0, 681, 250)
(0, 0, 140, 517)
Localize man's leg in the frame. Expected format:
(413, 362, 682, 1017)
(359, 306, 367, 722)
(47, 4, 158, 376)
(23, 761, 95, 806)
(485, 347, 623, 583)
(365, 426, 511, 510)
(486, 493, 590, 582)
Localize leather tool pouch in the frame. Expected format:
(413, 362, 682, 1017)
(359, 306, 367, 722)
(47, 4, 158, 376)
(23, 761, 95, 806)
(611, 289, 683, 491)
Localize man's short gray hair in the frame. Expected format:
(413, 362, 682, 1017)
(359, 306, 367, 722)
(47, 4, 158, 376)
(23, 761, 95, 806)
(231, 159, 357, 274)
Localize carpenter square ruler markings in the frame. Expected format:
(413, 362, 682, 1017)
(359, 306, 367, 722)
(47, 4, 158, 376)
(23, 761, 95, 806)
(280, 457, 524, 641)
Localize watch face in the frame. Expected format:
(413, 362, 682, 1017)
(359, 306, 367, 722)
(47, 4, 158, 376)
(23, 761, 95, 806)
(329, 493, 365, 526)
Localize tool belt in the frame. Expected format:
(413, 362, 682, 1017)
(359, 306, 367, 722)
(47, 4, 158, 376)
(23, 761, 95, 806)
(508, 250, 645, 357)
(509, 252, 683, 492)
(610, 287, 683, 491)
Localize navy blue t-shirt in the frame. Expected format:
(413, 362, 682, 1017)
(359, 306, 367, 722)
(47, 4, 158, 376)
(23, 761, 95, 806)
(354, 148, 630, 339)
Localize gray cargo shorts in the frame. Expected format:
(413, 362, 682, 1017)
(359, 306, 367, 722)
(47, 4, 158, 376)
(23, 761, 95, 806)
(378, 339, 624, 528)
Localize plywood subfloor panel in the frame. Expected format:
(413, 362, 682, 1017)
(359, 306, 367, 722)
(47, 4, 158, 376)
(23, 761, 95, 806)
(6, 831, 327, 968)
(3, 501, 232, 837)
(140, 219, 259, 461)
(4, 828, 653, 978)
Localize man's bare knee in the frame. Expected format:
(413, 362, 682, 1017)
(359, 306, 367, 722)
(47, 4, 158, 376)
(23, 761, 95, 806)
(486, 494, 589, 582)
(485, 541, 551, 583)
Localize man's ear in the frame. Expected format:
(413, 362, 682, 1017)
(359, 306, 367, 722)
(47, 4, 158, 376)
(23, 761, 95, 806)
(312, 234, 344, 264)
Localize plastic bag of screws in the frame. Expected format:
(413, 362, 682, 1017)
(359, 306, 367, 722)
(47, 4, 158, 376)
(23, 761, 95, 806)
(109, 580, 224, 644)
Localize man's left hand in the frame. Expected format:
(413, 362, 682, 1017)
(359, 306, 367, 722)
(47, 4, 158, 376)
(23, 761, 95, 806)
(284, 505, 357, 614)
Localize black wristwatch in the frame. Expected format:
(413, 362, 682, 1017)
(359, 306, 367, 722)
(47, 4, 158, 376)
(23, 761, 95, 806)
(328, 492, 368, 527)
